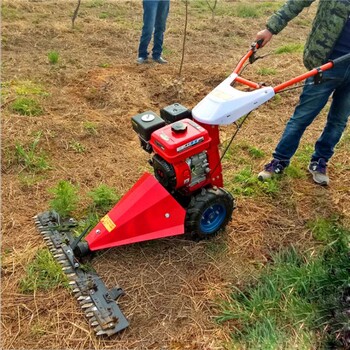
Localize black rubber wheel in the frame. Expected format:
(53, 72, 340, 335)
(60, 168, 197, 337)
(185, 187, 235, 239)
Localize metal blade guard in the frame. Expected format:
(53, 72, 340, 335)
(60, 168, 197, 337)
(34, 211, 129, 336)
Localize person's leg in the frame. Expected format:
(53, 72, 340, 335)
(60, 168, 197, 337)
(138, 0, 157, 59)
(272, 78, 339, 165)
(152, 0, 170, 60)
(312, 64, 350, 162)
(258, 71, 341, 181)
(308, 63, 350, 185)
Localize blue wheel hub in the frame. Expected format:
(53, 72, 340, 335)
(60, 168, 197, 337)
(200, 203, 226, 234)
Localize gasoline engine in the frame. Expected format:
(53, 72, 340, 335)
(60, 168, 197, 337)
(132, 104, 214, 194)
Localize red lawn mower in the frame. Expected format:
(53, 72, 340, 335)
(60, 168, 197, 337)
(35, 41, 350, 336)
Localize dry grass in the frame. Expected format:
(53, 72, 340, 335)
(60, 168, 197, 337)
(2, 1, 349, 349)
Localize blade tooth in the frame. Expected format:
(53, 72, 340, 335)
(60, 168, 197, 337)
(67, 273, 76, 278)
(33, 215, 38, 219)
(62, 266, 73, 271)
(77, 295, 88, 301)
(82, 303, 94, 309)
(41, 231, 52, 234)
(88, 316, 97, 323)
(72, 288, 80, 293)
(69, 281, 77, 286)
(80, 297, 92, 304)
(43, 237, 51, 241)
(91, 321, 99, 327)
(57, 257, 68, 262)
(85, 312, 94, 318)
(85, 306, 97, 313)
(54, 254, 64, 258)
(96, 330, 107, 336)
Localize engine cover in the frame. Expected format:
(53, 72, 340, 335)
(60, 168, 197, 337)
(150, 119, 211, 191)
(150, 119, 210, 162)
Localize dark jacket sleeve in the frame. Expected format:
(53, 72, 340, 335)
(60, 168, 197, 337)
(266, 0, 316, 34)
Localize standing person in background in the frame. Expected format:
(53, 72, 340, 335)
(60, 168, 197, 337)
(256, 0, 350, 186)
(137, 0, 170, 64)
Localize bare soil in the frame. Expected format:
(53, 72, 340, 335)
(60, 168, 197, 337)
(2, 1, 350, 349)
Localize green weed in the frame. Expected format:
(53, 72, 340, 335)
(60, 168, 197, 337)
(18, 174, 46, 188)
(275, 43, 304, 54)
(15, 132, 49, 172)
(294, 144, 313, 164)
(247, 146, 265, 159)
(19, 249, 68, 293)
(235, 4, 259, 18)
(69, 141, 86, 153)
(83, 121, 98, 135)
(88, 184, 120, 213)
(13, 80, 49, 97)
(11, 97, 43, 116)
(48, 50, 59, 65)
(269, 94, 282, 106)
(306, 216, 341, 243)
(218, 222, 350, 349)
(85, 0, 105, 8)
(48, 180, 79, 218)
(284, 164, 306, 179)
(257, 67, 277, 76)
(1, 4, 23, 20)
(229, 167, 280, 197)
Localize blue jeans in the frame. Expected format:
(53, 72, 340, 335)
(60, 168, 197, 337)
(138, 0, 170, 59)
(273, 59, 350, 165)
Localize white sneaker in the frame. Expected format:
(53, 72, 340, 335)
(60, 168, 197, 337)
(258, 159, 286, 181)
(136, 57, 148, 64)
(308, 159, 329, 186)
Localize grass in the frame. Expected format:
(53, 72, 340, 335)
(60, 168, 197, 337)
(88, 184, 120, 214)
(275, 43, 304, 54)
(256, 67, 277, 76)
(19, 249, 68, 293)
(48, 180, 79, 218)
(69, 141, 86, 153)
(15, 132, 50, 172)
(6, 80, 48, 116)
(11, 97, 43, 116)
(47, 50, 59, 65)
(218, 219, 350, 349)
(85, 0, 105, 8)
(83, 121, 98, 135)
(227, 166, 280, 197)
(18, 173, 46, 188)
(13, 80, 49, 97)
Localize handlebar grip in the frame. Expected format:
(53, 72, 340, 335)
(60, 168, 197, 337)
(256, 38, 264, 49)
(331, 52, 350, 66)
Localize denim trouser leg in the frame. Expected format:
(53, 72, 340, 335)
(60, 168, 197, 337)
(138, 1, 158, 59)
(273, 60, 350, 165)
(152, 0, 170, 59)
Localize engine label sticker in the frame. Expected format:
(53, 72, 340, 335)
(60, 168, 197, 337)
(177, 136, 204, 152)
(101, 214, 116, 232)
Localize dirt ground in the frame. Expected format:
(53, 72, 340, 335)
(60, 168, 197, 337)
(2, 1, 350, 349)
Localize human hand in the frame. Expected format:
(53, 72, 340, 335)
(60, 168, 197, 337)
(255, 29, 273, 47)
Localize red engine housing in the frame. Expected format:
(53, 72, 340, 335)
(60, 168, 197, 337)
(149, 118, 223, 193)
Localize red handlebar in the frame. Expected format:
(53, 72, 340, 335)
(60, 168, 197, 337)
(232, 43, 338, 93)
